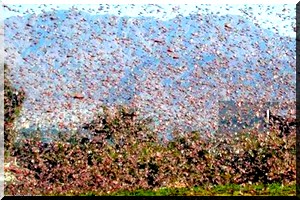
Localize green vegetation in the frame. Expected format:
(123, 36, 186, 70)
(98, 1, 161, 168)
(4, 63, 26, 153)
(3, 63, 296, 196)
(104, 183, 296, 196)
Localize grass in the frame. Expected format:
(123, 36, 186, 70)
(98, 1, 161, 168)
(63, 183, 295, 196)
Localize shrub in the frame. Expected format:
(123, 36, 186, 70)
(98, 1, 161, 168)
(5, 105, 296, 195)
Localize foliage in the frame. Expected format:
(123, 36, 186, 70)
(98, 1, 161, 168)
(5, 105, 296, 196)
(4, 63, 26, 152)
(105, 183, 295, 196)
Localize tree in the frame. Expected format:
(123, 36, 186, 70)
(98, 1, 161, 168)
(80, 105, 156, 147)
(4, 63, 26, 151)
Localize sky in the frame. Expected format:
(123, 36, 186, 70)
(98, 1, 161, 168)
(1, 3, 296, 38)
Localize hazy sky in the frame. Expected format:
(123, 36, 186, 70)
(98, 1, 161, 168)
(2, 3, 296, 38)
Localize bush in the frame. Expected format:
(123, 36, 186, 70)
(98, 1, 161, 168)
(5, 104, 296, 195)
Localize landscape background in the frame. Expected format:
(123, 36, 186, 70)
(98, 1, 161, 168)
(3, 4, 296, 141)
